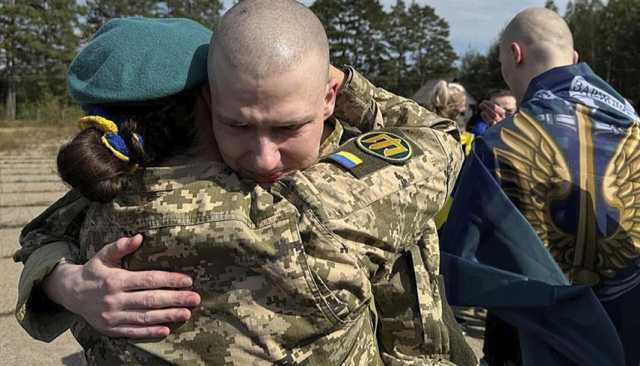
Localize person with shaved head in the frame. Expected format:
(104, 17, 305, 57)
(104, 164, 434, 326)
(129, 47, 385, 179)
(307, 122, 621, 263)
(473, 7, 638, 365)
(15, 1, 474, 365)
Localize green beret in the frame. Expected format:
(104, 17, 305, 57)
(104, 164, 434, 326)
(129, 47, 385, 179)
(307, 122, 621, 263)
(68, 17, 212, 106)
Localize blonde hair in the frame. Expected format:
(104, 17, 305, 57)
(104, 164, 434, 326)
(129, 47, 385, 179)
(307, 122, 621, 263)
(426, 80, 467, 121)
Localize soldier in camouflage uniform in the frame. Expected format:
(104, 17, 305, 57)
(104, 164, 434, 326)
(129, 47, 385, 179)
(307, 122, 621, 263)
(15, 3, 472, 365)
(72, 68, 463, 365)
(18, 69, 468, 366)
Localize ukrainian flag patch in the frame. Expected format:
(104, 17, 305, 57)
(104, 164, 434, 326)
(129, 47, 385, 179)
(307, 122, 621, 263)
(329, 151, 363, 169)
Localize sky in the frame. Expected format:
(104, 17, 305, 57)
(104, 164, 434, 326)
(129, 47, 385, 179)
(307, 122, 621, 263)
(221, 0, 571, 57)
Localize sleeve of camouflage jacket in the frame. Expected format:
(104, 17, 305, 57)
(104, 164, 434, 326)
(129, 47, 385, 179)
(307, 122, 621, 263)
(333, 67, 461, 140)
(14, 189, 88, 342)
(326, 69, 470, 364)
(280, 114, 464, 364)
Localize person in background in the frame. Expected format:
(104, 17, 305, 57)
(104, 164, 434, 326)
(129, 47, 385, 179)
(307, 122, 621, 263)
(475, 7, 638, 365)
(470, 89, 516, 136)
(425, 80, 474, 155)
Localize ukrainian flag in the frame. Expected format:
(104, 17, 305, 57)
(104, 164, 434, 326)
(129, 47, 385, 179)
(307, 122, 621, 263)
(439, 149, 624, 366)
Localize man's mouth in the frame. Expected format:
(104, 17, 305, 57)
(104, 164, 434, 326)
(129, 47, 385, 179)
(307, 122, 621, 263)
(254, 172, 285, 183)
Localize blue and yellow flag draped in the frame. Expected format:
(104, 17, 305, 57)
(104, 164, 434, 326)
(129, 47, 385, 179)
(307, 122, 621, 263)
(440, 149, 624, 366)
(438, 63, 640, 366)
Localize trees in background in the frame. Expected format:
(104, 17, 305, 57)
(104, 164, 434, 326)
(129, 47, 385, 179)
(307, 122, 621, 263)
(1, 0, 639, 121)
(457, 43, 507, 101)
(312, 0, 389, 85)
(1, 0, 82, 120)
(566, 0, 640, 107)
(0, 0, 222, 120)
(312, 0, 457, 95)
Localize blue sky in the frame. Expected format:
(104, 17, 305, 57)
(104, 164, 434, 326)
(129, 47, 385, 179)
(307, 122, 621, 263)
(222, 0, 570, 57)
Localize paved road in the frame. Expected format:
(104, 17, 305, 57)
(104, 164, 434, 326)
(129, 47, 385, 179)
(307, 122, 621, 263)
(0, 152, 84, 365)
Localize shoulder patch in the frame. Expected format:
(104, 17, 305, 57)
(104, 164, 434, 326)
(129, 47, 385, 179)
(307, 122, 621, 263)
(325, 129, 421, 178)
(356, 131, 412, 164)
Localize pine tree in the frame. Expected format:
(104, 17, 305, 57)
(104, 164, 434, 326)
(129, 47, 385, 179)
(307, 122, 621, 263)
(82, 0, 156, 38)
(383, 0, 411, 93)
(161, 0, 223, 29)
(405, 3, 457, 93)
(383, 1, 456, 95)
(311, 0, 389, 85)
(597, 0, 640, 106)
(0, 0, 83, 119)
(565, 0, 605, 68)
(545, 0, 560, 12)
(457, 43, 507, 101)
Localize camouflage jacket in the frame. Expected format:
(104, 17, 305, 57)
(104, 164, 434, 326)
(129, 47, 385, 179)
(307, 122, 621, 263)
(16, 70, 466, 365)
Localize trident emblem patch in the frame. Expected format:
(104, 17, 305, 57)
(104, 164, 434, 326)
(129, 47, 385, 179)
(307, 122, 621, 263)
(356, 131, 413, 163)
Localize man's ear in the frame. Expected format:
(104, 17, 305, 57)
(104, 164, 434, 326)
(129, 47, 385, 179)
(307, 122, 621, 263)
(573, 50, 580, 64)
(322, 77, 339, 119)
(195, 84, 221, 161)
(511, 42, 524, 65)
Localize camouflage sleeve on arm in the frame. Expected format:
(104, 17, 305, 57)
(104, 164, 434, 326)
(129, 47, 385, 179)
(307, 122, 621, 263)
(14, 190, 88, 341)
(333, 67, 460, 140)
(16, 243, 79, 342)
(278, 122, 464, 364)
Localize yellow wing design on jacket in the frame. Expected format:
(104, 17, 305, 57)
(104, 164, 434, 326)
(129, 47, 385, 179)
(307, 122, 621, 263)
(493, 111, 575, 270)
(600, 122, 640, 275)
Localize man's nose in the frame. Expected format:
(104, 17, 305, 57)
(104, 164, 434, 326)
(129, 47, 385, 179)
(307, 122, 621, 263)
(252, 135, 281, 173)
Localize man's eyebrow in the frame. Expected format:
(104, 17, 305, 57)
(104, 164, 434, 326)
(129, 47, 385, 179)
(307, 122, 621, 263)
(213, 110, 245, 125)
(274, 115, 315, 126)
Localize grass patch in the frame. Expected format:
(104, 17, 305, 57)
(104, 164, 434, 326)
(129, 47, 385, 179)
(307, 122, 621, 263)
(0, 123, 77, 154)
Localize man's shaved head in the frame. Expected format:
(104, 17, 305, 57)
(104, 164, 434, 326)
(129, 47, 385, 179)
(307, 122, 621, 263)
(501, 7, 574, 62)
(499, 7, 578, 102)
(205, 0, 341, 185)
(209, 0, 330, 81)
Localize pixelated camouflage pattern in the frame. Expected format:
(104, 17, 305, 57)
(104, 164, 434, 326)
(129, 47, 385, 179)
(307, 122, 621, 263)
(331, 69, 463, 364)
(16, 69, 466, 365)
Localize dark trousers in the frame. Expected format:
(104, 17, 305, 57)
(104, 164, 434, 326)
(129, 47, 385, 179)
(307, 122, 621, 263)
(601, 283, 640, 366)
(482, 312, 522, 366)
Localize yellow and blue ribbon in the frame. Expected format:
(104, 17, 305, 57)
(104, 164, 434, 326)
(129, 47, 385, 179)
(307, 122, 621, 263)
(78, 107, 143, 162)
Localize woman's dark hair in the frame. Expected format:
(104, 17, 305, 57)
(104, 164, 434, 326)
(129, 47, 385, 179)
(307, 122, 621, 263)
(57, 92, 197, 203)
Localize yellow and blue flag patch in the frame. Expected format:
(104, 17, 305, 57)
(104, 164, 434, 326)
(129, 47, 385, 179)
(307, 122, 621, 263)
(328, 151, 363, 169)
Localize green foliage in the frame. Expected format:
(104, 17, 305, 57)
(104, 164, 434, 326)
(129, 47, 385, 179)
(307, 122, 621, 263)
(161, 0, 222, 30)
(82, 0, 222, 37)
(312, 0, 457, 96)
(312, 0, 389, 83)
(17, 91, 83, 124)
(0, 0, 222, 122)
(402, 3, 457, 94)
(545, 0, 560, 12)
(565, 0, 640, 106)
(457, 43, 507, 100)
(82, 0, 156, 37)
(0, 0, 83, 119)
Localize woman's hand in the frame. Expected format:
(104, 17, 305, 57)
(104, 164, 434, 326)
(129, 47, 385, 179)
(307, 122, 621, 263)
(42, 234, 201, 338)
